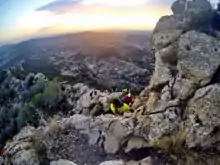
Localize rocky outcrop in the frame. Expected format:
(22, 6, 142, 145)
(65, 83, 123, 116)
(186, 84, 220, 149)
(152, 0, 213, 51)
(145, 0, 220, 154)
(5, 114, 172, 165)
(44, 114, 150, 155)
(3, 126, 40, 165)
(177, 31, 220, 86)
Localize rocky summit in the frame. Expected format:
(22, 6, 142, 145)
(2, 0, 220, 165)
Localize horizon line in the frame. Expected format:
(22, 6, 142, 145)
(0, 29, 153, 47)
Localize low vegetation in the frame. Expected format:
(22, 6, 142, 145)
(0, 71, 67, 150)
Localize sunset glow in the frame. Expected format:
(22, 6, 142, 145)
(0, 0, 173, 44)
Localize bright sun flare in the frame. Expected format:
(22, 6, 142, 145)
(14, 4, 171, 39)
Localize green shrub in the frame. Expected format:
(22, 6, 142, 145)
(31, 93, 44, 108)
(16, 104, 39, 129)
(42, 80, 62, 109)
(29, 80, 63, 112)
(0, 77, 64, 150)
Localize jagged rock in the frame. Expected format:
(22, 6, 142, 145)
(148, 100, 182, 141)
(177, 31, 220, 86)
(125, 137, 149, 153)
(186, 84, 220, 149)
(3, 126, 40, 165)
(13, 126, 36, 141)
(171, 0, 186, 14)
(151, 29, 182, 52)
(172, 77, 196, 100)
(152, 0, 213, 51)
(69, 83, 123, 115)
(50, 159, 78, 165)
(149, 43, 177, 89)
(104, 119, 134, 153)
(33, 73, 48, 84)
(171, 0, 212, 15)
(38, 114, 151, 161)
(147, 0, 220, 150)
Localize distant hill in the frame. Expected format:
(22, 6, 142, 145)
(0, 30, 154, 92)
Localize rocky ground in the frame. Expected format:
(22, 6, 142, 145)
(2, 0, 220, 165)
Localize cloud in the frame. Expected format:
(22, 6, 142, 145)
(37, 0, 82, 13)
(147, 0, 174, 6)
(37, 0, 158, 14)
(81, 0, 148, 6)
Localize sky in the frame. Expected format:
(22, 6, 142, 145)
(0, 0, 218, 44)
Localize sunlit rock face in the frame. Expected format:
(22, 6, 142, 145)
(147, 0, 220, 152)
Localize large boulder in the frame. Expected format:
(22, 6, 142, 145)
(152, 0, 213, 51)
(177, 31, 220, 86)
(3, 126, 40, 165)
(186, 84, 220, 149)
(171, 0, 212, 15)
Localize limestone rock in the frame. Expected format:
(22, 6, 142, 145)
(171, 0, 212, 16)
(171, 0, 186, 14)
(70, 83, 123, 115)
(42, 114, 151, 156)
(149, 106, 182, 141)
(152, 0, 212, 51)
(186, 84, 220, 149)
(172, 77, 196, 100)
(150, 43, 177, 89)
(177, 31, 220, 86)
(125, 137, 149, 153)
(104, 120, 133, 153)
(151, 29, 182, 51)
(3, 127, 40, 165)
(13, 126, 36, 141)
(132, 87, 150, 110)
